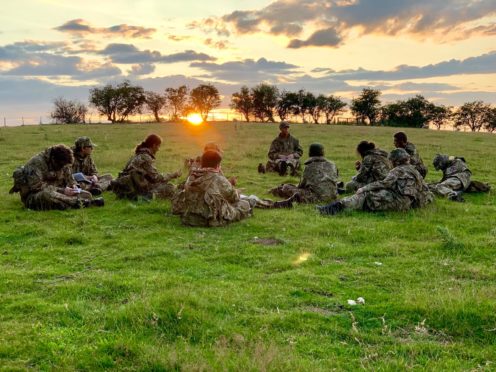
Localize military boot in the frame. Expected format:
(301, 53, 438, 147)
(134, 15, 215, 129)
(278, 161, 288, 176)
(83, 197, 105, 207)
(316, 201, 344, 215)
(257, 163, 266, 174)
(448, 191, 465, 202)
(272, 197, 294, 209)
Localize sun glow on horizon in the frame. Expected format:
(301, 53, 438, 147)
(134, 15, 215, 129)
(187, 113, 203, 126)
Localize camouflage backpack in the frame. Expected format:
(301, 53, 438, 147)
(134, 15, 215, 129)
(9, 166, 28, 195)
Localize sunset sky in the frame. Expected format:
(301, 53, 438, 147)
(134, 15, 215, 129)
(1, 0, 495, 124)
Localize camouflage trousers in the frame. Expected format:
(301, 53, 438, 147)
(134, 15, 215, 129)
(180, 199, 252, 227)
(429, 178, 463, 198)
(240, 194, 278, 208)
(112, 174, 176, 200)
(341, 190, 413, 212)
(23, 186, 92, 211)
(269, 184, 316, 203)
(266, 158, 300, 174)
(79, 174, 113, 192)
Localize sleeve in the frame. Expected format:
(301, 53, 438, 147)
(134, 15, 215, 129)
(268, 139, 280, 160)
(293, 139, 303, 158)
(140, 155, 166, 183)
(63, 166, 76, 187)
(88, 157, 98, 176)
(24, 165, 45, 193)
(354, 156, 373, 183)
(219, 177, 239, 203)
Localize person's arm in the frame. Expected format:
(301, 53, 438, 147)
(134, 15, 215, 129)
(293, 139, 303, 159)
(354, 156, 372, 183)
(358, 171, 397, 193)
(268, 139, 280, 160)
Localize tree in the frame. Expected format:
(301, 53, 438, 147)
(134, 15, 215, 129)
(276, 91, 298, 121)
(50, 98, 88, 124)
(230, 86, 253, 122)
(251, 83, 278, 122)
(189, 84, 221, 122)
(165, 85, 188, 121)
(428, 104, 452, 130)
(310, 94, 326, 124)
(145, 91, 167, 123)
(351, 88, 382, 125)
(322, 95, 347, 124)
(453, 101, 492, 132)
(380, 95, 433, 128)
(89, 80, 146, 123)
(485, 107, 496, 133)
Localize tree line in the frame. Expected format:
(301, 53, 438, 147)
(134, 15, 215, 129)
(50, 81, 496, 132)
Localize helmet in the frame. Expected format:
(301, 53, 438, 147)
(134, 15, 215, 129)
(389, 148, 410, 164)
(309, 143, 324, 157)
(75, 136, 96, 149)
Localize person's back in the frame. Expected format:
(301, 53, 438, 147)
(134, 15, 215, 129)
(174, 151, 252, 227)
(299, 156, 339, 202)
(404, 142, 427, 178)
(442, 158, 471, 189)
(356, 148, 391, 184)
(385, 163, 431, 208)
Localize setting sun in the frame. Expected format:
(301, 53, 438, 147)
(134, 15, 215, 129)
(187, 114, 203, 126)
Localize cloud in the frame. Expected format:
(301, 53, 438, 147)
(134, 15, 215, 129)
(168, 35, 191, 42)
(328, 51, 496, 80)
(54, 19, 156, 38)
(128, 63, 156, 76)
(0, 41, 67, 61)
(204, 38, 229, 50)
(190, 57, 298, 83)
(203, 0, 496, 48)
(98, 43, 216, 64)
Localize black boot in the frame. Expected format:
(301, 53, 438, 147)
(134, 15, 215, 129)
(88, 197, 105, 207)
(272, 198, 293, 209)
(316, 201, 344, 215)
(258, 163, 266, 174)
(448, 191, 465, 202)
(90, 187, 102, 196)
(278, 161, 288, 176)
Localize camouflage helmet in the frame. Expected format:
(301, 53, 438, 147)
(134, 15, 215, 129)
(389, 148, 410, 165)
(75, 136, 96, 149)
(279, 121, 290, 130)
(203, 142, 223, 155)
(433, 154, 449, 170)
(309, 143, 324, 157)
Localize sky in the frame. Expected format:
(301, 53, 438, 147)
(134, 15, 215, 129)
(1, 0, 495, 124)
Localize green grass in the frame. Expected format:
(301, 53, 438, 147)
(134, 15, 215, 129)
(0, 122, 495, 371)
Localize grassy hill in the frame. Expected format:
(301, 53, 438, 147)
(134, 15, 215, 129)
(0, 122, 495, 370)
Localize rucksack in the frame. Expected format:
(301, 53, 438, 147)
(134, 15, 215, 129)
(9, 166, 28, 194)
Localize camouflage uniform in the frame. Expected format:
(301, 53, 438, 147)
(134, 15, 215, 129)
(345, 149, 391, 192)
(10, 148, 91, 210)
(270, 156, 339, 203)
(342, 164, 433, 211)
(429, 158, 471, 199)
(72, 148, 112, 191)
(112, 148, 177, 200)
(402, 142, 427, 178)
(266, 134, 304, 173)
(172, 168, 252, 227)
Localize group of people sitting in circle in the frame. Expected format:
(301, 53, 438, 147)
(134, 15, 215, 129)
(9, 121, 489, 227)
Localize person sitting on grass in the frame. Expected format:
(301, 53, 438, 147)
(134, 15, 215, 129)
(318, 148, 432, 215)
(111, 134, 181, 200)
(270, 143, 340, 203)
(345, 140, 391, 193)
(9, 144, 103, 210)
(392, 131, 427, 178)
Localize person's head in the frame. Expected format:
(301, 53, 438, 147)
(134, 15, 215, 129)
(135, 134, 162, 155)
(74, 136, 96, 156)
(49, 144, 74, 171)
(201, 150, 222, 169)
(393, 132, 408, 148)
(279, 121, 290, 136)
(203, 142, 223, 155)
(356, 140, 375, 158)
(309, 143, 325, 157)
(389, 148, 410, 167)
(433, 154, 449, 171)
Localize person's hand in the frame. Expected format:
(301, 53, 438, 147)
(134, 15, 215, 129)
(229, 176, 238, 186)
(355, 160, 361, 171)
(64, 186, 78, 196)
(356, 187, 364, 194)
(287, 153, 294, 160)
(277, 154, 287, 160)
(90, 175, 98, 183)
(173, 169, 182, 178)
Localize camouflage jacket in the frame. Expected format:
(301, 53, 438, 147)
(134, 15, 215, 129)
(298, 156, 339, 201)
(16, 148, 75, 198)
(119, 148, 174, 184)
(268, 134, 303, 160)
(354, 149, 392, 185)
(72, 148, 98, 176)
(360, 164, 432, 208)
(173, 168, 241, 227)
(404, 142, 427, 178)
(441, 159, 472, 189)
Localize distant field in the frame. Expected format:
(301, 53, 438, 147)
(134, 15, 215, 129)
(0, 122, 495, 370)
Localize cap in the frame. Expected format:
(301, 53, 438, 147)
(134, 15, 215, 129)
(279, 121, 290, 130)
(75, 136, 96, 148)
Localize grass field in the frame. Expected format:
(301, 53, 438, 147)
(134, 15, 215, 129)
(0, 122, 495, 371)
